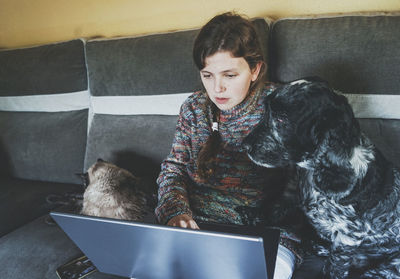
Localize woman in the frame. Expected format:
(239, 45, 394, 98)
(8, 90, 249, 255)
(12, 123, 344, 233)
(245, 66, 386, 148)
(155, 12, 302, 278)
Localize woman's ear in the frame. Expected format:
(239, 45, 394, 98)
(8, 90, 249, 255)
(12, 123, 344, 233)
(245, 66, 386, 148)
(251, 62, 263, 82)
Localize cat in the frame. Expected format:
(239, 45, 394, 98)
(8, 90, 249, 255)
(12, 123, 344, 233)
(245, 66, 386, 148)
(80, 159, 156, 222)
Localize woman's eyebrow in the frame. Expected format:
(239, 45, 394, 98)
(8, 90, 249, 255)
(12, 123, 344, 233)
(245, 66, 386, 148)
(200, 68, 239, 74)
(221, 69, 239, 73)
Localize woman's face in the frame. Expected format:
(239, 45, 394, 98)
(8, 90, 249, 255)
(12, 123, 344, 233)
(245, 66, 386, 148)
(200, 51, 261, 111)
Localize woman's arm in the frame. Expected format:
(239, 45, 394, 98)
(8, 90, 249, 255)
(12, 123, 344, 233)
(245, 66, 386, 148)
(155, 95, 201, 226)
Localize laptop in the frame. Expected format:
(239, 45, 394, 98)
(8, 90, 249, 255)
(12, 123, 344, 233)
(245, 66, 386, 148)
(50, 211, 280, 279)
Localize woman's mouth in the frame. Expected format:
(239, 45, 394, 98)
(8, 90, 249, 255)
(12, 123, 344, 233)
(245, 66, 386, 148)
(215, 97, 229, 104)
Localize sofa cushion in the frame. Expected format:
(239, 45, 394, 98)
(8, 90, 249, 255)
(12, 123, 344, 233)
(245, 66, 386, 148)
(0, 40, 89, 183)
(84, 114, 178, 178)
(0, 40, 87, 96)
(86, 30, 201, 97)
(269, 14, 400, 94)
(0, 177, 82, 237)
(0, 110, 88, 183)
(84, 19, 270, 177)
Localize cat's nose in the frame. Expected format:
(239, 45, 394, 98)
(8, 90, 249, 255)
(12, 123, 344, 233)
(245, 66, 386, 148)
(76, 172, 90, 189)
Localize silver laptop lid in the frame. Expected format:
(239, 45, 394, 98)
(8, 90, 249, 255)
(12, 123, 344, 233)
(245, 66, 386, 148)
(51, 212, 279, 279)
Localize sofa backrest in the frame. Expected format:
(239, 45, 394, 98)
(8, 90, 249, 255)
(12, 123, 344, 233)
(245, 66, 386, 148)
(269, 14, 400, 167)
(83, 18, 270, 178)
(2, 14, 397, 182)
(0, 40, 88, 184)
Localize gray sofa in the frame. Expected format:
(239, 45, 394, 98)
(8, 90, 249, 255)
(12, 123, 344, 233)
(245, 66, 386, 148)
(1, 13, 399, 278)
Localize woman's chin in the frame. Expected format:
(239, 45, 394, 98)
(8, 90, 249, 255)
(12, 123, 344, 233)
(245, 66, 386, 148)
(213, 100, 235, 111)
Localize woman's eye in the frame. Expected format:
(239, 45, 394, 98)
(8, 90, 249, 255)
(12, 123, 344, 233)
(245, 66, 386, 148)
(202, 74, 211, 79)
(225, 74, 237, 78)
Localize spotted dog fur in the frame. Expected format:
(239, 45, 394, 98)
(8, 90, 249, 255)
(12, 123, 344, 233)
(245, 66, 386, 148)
(243, 79, 400, 278)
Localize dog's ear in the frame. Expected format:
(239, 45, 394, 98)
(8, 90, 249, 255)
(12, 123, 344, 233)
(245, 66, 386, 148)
(317, 94, 360, 149)
(299, 89, 360, 153)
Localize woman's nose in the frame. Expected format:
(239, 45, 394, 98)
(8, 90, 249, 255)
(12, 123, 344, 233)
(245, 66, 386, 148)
(214, 78, 225, 93)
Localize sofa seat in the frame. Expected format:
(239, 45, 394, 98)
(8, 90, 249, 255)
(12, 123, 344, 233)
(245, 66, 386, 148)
(0, 214, 126, 279)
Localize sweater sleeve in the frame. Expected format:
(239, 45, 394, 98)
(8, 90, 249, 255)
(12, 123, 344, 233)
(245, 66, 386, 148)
(155, 98, 197, 224)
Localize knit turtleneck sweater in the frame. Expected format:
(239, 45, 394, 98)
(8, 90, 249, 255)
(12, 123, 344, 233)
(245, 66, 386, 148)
(155, 83, 284, 225)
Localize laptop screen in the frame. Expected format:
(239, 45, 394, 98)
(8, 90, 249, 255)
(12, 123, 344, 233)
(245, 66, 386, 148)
(51, 211, 279, 279)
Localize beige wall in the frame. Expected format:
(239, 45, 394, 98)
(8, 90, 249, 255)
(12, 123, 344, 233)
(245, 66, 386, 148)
(0, 0, 399, 49)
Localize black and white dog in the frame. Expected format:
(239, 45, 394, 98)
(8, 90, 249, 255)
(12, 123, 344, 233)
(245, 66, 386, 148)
(243, 79, 400, 278)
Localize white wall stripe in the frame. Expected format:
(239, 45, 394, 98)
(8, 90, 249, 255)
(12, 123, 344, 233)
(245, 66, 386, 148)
(0, 91, 89, 112)
(90, 93, 192, 115)
(342, 93, 400, 119)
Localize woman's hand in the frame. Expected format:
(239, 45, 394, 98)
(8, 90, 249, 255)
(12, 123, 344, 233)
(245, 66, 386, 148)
(167, 214, 199, 229)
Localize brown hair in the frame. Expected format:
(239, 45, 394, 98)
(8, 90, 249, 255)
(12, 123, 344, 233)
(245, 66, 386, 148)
(193, 12, 267, 179)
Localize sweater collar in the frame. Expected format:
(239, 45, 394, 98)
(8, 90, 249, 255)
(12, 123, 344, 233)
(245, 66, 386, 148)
(219, 88, 262, 120)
